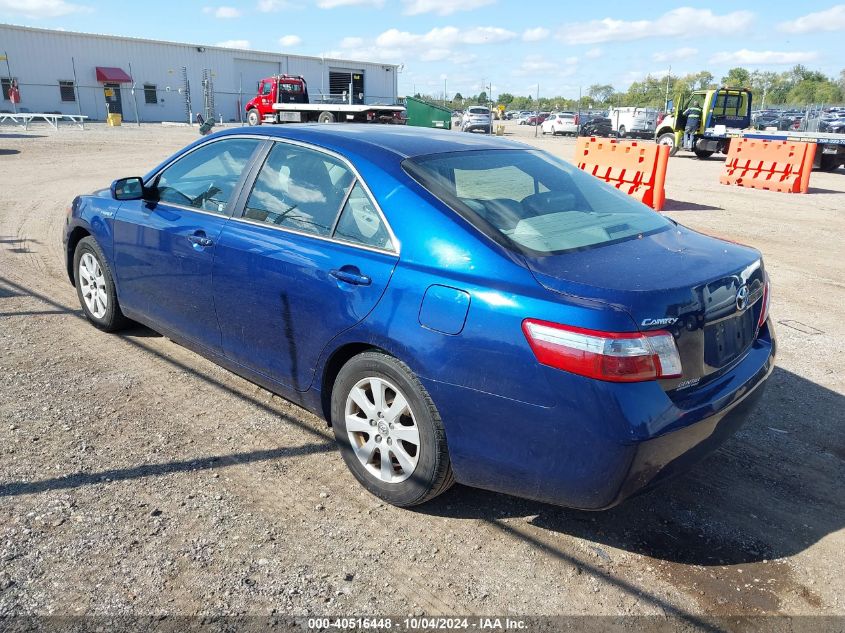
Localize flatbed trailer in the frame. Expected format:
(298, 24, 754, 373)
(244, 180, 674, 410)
(269, 101, 405, 124)
(729, 130, 845, 171)
(245, 74, 405, 126)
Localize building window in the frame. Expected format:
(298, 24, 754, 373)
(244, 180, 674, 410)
(143, 84, 157, 105)
(59, 80, 76, 102)
(1, 77, 16, 101)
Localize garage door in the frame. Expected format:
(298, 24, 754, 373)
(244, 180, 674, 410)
(234, 59, 281, 96)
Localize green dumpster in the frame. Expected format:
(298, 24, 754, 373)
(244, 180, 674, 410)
(405, 97, 452, 130)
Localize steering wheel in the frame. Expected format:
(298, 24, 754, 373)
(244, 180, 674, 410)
(191, 182, 224, 211)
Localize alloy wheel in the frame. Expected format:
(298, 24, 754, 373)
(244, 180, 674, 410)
(345, 376, 420, 483)
(79, 252, 107, 319)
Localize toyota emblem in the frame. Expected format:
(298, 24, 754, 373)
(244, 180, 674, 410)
(736, 285, 750, 311)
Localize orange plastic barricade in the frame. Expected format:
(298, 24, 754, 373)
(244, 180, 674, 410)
(720, 138, 816, 193)
(575, 137, 670, 211)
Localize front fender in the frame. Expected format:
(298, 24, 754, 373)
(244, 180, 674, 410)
(64, 193, 121, 285)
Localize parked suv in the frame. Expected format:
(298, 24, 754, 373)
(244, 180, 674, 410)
(462, 106, 492, 133)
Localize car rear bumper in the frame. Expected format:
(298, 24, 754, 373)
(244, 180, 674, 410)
(463, 123, 491, 132)
(423, 328, 775, 509)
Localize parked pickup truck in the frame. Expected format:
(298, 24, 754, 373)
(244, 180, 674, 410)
(245, 74, 405, 125)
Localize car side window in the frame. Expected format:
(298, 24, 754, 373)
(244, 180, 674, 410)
(333, 182, 394, 251)
(244, 142, 353, 236)
(154, 138, 260, 214)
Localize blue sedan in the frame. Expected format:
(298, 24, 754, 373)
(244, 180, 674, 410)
(63, 125, 775, 509)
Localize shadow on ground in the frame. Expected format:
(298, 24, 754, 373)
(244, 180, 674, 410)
(0, 133, 47, 139)
(663, 198, 723, 212)
(420, 366, 844, 569)
(2, 273, 843, 571)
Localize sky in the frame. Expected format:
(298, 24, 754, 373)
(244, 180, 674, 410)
(1, 0, 844, 99)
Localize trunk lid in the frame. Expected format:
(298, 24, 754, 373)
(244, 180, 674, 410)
(522, 226, 767, 389)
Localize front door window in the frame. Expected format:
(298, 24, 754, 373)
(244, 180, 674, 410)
(153, 138, 261, 214)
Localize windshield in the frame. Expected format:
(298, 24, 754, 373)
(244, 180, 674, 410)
(403, 149, 672, 255)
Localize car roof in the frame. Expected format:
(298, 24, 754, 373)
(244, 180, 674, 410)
(213, 124, 529, 159)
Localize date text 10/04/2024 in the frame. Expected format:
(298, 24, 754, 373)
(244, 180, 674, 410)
(306, 617, 528, 630)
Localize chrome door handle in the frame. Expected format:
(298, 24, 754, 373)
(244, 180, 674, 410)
(187, 234, 213, 247)
(330, 268, 371, 286)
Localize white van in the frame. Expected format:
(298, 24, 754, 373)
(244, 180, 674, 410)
(607, 107, 658, 138)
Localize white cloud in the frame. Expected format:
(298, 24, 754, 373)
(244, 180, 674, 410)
(279, 35, 302, 47)
(203, 5, 241, 18)
(216, 39, 250, 49)
(584, 47, 602, 59)
(376, 25, 516, 49)
(709, 49, 819, 65)
(514, 54, 576, 77)
(652, 47, 697, 63)
(779, 4, 845, 33)
(558, 7, 753, 44)
(340, 36, 364, 48)
(522, 27, 550, 42)
(257, 0, 299, 10)
(0, 0, 91, 18)
(403, 0, 493, 15)
(325, 25, 509, 66)
(323, 46, 400, 63)
(318, 0, 384, 7)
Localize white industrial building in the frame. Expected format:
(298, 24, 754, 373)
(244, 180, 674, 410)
(0, 23, 399, 123)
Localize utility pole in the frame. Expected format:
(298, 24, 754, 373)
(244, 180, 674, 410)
(487, 81, 492, 133)
(443, 77, 447, 107)
(128, 61, 141, 126)
(578, 85, 582, 120)
(664, 65, 672, 110)
(71, 57, 82, 118)
(3, 51, 16, 114)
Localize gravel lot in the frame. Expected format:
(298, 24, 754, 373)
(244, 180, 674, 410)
(0, 121, 843, 629)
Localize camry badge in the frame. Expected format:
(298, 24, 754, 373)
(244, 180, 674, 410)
(641, 317, 678, 327)
(736, 285, 750, 311)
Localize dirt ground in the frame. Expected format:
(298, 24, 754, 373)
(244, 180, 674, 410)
(0, 120, 843, 630)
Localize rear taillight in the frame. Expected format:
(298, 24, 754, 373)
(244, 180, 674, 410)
(758, 278, 771, 328)
(522, 319, 682, 382)
(574, 115, 580, 124)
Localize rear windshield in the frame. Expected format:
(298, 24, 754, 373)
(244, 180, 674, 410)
(403, 149, 672, 255)
(468, 108, 489, 114)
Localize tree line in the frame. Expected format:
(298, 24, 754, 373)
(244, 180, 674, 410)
(414, 65, 845, 111)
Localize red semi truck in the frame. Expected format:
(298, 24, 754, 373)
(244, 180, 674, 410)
(244, 75, 405, 125)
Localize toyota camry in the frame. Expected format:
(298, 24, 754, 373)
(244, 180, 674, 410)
(63, 125, 774, 509)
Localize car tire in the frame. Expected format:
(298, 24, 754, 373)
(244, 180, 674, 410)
(331, 351, 454, 507)
(694, 148, 715, 159)
(657, 132, 679, 157)
(318, 111, 336, 124)
(618, 125, 626, 138)
(246, 109, 260, 126)
(819, 155, 840, 171)
(73, 236, 128, 332)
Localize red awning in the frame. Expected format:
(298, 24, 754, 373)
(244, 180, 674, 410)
(95, 67, 132, 83)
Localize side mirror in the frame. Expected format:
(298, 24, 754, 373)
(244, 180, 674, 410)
(110, 177, 145, 201)
(666, 99, 674, 113)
